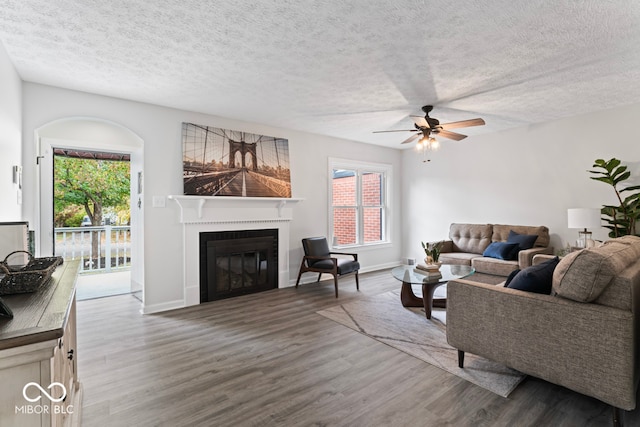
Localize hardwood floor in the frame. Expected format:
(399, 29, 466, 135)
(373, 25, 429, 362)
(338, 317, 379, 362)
(77, 270, 639, 426)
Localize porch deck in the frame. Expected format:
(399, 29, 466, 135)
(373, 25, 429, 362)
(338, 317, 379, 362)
(76, 270, 131, 301)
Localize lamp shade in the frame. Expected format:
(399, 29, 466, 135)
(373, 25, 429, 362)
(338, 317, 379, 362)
(567, 208, 601, 229)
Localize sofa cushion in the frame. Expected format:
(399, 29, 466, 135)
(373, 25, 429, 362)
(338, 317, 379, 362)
(449, 223, 493, 254)
(593, 237, 640, 310)
(472, 256, 519, 276)
(492, 224, 550, 248)
(506, 230, 538, 250)
(439, 252, 478, 266)
(553, 236, 640, 302)
(482, 242, 519, 260)
(593, 268, 638, 310)
(507, 256, 559, 294)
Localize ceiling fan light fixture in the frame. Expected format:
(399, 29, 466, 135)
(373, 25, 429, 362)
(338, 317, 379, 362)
(428, 137, 440, 151)
(373, 105, 485, 145)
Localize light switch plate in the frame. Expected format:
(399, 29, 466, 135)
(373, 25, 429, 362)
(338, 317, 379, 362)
(152, 196, 166, 208)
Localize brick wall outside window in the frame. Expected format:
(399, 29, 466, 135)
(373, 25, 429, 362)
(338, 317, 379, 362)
(362, 173, 382, 242)
(332, 171, 383, 245)
(333, 175, 356, 245)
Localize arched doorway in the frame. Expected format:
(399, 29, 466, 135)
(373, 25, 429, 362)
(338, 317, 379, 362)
(36, 117, 144, 301)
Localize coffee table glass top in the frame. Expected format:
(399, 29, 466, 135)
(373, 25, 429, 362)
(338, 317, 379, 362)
(391, 264, 475, 284)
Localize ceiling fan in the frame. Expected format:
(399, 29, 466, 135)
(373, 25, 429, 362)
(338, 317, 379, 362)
(373, 105, 485, 145)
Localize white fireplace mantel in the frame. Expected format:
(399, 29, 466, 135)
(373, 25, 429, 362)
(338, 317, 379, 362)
(168, 195, 303, 222)
(169, 195, 303, 307)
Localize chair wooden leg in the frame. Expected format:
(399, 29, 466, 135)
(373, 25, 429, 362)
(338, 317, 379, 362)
(317, 273, 322, 282)
(612, 406, 622, 427)
(355, 272, 360, 291)
(333, 274, 339, 298)
(295, 273, 302, 288)
(458, 350, 465, 368)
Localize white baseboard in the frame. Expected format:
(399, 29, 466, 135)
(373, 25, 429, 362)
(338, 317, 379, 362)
(140, 299, 185, 314)
(288, 260, 402, 286)
(359, 260, 403, 273)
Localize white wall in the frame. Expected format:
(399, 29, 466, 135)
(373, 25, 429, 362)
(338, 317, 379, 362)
(22, 83, 403, 312)
(0, 42, 22, 221)
(402, 103, 640, 262)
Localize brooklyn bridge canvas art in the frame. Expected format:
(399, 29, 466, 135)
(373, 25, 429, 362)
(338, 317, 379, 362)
(182, 122, 292, 197)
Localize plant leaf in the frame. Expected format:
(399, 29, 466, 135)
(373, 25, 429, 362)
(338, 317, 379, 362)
(613, 171, 631, 185)
(606, 158, 621, 172)
(590, 176, 614, 184)
(610, 166, 628, 179)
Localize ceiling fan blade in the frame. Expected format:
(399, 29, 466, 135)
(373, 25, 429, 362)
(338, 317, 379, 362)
(436, 129, 467, 141)
(439, 118, 485, 130)
(400, 134, 420, 144)
(372, 129, 417, 133)
(410, 115, 430, 128)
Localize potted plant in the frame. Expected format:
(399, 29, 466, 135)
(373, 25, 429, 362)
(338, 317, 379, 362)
(588, 158, 640, 237)
(421, 241, 444, 265)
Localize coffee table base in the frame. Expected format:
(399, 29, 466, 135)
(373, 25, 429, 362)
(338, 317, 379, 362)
(400, 281, 447, 319)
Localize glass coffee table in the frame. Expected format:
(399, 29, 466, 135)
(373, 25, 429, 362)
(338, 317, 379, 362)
(391, 264, 475, 319)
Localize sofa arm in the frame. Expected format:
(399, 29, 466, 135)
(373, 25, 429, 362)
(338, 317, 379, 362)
(532, 253, 556, 265)
(446, 278, 637, 410)
(440, 240, 454, 253)
(518, 246, 553, 268)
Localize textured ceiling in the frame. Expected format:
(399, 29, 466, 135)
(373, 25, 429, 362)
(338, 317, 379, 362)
(1, 1, 640, 148)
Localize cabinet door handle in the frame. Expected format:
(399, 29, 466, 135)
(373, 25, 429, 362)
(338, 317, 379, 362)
(67, 349, 74, 360)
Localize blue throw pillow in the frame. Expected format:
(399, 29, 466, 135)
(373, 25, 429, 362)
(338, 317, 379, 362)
(507, 230, 538, 250)
(504, 269, 520, 287)
(482, 242, 520, 260)
(506, 256, 559, 294)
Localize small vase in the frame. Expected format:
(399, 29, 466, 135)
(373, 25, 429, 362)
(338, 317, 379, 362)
(424, 258, 442, 270)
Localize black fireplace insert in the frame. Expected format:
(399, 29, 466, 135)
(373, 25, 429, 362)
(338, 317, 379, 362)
(199, 229, 278, 302)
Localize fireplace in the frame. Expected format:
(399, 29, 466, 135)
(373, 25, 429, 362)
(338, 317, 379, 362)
(163, 195, 299, 314)
(200, 229, 278, 302)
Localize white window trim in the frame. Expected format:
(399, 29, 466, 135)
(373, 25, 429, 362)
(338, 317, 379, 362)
(328, 157, 392, 249)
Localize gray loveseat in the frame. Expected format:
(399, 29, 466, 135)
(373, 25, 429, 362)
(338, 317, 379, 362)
(446, 235, 640, 424)
(438, 223, 553, 277)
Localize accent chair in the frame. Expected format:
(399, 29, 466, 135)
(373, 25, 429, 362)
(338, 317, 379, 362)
(295, 237, 360, 297)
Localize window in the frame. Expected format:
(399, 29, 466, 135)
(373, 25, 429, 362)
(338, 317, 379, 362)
(329, 158, 390, 247)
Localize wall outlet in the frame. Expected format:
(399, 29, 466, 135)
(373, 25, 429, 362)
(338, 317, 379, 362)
(152, 196, 166, 208)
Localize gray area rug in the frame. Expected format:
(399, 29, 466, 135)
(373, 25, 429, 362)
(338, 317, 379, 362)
(316, 288, 525, 398)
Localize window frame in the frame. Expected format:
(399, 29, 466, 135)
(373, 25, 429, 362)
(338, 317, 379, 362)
(328, 158, 392, 249)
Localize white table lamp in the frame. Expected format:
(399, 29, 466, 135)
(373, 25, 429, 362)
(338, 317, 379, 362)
(568, 208, 601, 248)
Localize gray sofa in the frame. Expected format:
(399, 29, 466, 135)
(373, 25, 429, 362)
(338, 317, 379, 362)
(446, 236, 640, 424)
(437, 223, 553, 276)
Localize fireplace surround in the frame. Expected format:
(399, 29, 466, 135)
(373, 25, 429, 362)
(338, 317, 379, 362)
(169, 195, 301, 309)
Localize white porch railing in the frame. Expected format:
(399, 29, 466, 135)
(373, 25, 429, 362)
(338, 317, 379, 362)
(54, 225, 131, 273)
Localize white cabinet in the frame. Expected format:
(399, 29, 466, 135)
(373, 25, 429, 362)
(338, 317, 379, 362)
(0, 261, 81, 426)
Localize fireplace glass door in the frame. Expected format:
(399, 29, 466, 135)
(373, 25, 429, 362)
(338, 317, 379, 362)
(201, 232, 277, 301)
